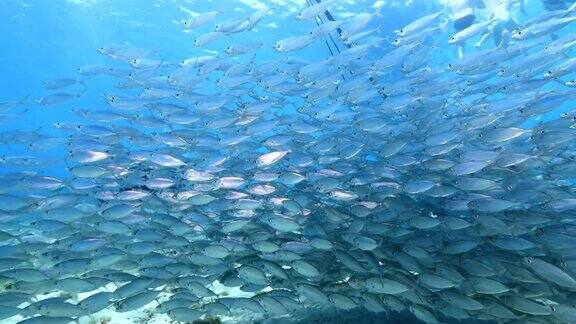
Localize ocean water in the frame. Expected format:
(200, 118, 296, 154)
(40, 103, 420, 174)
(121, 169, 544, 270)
(1, 0, 576, 323)
(0, 0, 437, 178)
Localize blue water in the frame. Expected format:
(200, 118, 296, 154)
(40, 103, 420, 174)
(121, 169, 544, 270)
(0, 0, 437, 180)
(0, 0, 564, 179)
(1, 0, 576, 323)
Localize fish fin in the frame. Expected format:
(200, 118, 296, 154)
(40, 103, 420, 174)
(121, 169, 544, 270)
(78, 79, 89, 93)
(375, 5, 383, 18)
(383, 35, 394, 46)
(551, 78, 565, 86)
(248, 52, 258, 65)
(438, 20, 450, 32)
(487, 11, 496, 21)
(458, 45, 465, 58)
(18, 94, 31, 105)
(102, 301, 116, 312)
(474, 32, 490, 49)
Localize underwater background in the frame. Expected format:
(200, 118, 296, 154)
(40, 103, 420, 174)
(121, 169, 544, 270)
(0, 0, 436, 179)
(1, 0, 576, 323)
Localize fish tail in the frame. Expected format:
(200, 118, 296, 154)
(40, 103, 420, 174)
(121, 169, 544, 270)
(78, 79, 89, 92)
(375, 6, 383, 18)
(18, 94, 31, 105)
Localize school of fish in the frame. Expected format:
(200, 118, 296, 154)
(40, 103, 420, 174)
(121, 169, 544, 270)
(2, 1, 576, 323)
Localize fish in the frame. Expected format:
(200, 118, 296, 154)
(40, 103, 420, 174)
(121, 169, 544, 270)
(43, 78, 85, 90)
(3, 1, 576, 324)
(273, 35, 316, 52)
(296, 0, 336, 20)
(225, 42, 263, 55)
(195, 31, 226, 47)
(544, 57, 576, 78)
(449, 20, 495, 45)
(513, 16, 576, 40)
(311, 20, 345, 38)
(36, 93, 81, 105)
(249, 8, 273, 29)
(394, 11, 444, 37)
(183, 11, 221, 30)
